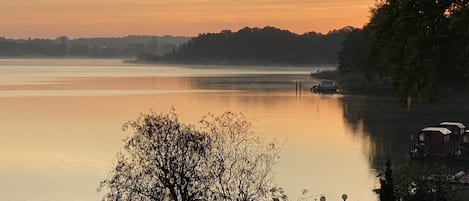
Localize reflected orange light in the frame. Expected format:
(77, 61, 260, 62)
(0, 66, 376, 201)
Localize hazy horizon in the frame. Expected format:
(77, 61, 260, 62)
(0, 0, 375, 39)
(0, 25, 359, 40)
(0, 34, 191, 40)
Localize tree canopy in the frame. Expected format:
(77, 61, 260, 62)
(99, 110, 212, 201)
(99, 110, 283, 201)
(367, 0, 469, 107)
(154, 26, 354, 65)
(0, 36, 188, 58)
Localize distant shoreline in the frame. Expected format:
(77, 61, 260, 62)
(127, 57, 339, 68)
(0, 56, 128, 59)
(0, 56, 339, 67)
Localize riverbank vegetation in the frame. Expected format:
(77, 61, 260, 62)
(337, 0, 468, 107)
(375, 160, 468, 201)
(0, 26, 352, 66)
(138, 26, 353, 65)
(0, 36, 188, 58)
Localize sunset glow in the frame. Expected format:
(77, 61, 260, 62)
(0, 0, 375, 38)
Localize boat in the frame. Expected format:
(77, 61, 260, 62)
(439, 122, 466, 136)
(455, 130, 469, 160)
(409, 122, 469, 160)
(409, 127, 453, 159)
(310, 79, 338, 94)
(438, 122, 466, 158)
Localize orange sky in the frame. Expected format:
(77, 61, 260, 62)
(0, 0, 375, 39)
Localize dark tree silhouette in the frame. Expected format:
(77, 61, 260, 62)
(375, 160, 395, 201)
(337, 27, 370, 73)
(99, 110, 283, 201)
(0, 36, 189, 58)
(160, 26, 353, 65)
(200, 112, 282, 201)
(367, 0, 469, 108)
(99, 110, 212, 201)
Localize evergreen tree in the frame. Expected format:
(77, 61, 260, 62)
(376, 160, 395, 201)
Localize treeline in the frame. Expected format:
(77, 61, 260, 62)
(0, 35, 189, 58)
(141, 26, 354, 65)
(337, 0, 469, 107)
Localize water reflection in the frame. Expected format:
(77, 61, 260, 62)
(0, 59, 375, 201)
(340, 94, 469, 171)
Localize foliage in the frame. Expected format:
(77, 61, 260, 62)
(367, 0, 469, 108)
(394, 162, 457, 201)
(200, 112, 283, 201)
(268, 187, 288, 201)
(0, 35, 188, 58)
(161, 26, 354, 65)
(99, 110, 283, 201)
(99, 110, 212, 201)
(375, 161, 462, 201)
(337, 27, 370, 73)
(375, 160, 396, 201)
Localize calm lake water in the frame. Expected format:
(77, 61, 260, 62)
(2, 59, 467, 201)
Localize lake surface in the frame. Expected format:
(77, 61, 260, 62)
(2, 59, 467, 201)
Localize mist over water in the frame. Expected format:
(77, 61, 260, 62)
(0, 59, 377, 201)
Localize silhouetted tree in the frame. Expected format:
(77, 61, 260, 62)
(375, 160, 396, 201)
(161, 26, 353, 65)
(99, 110, 212, 201)
(145, 39, 159, 55)
(367, 0, 469, 108)
(337, 27, 370, 72)
(123, 43, 145, 57)
(69, 44, 91, 56)
(200, 112, 282, 201)
(0, 36, 189, 58)
(268, 187, 288, 201)
(99, 110, 283, 201)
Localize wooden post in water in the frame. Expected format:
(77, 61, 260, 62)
(299, 81, 302, 98)
(295, 81, 298, 97)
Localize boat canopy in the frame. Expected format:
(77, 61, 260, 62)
(320, 79, 334, 86)
(440, 122, 466, 129)
(422, 127, 452, 135)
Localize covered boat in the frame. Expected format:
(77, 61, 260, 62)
(310, 79, 338, 94)
(439, 122, 465, 136)
(410, 127, 452, 158)
(439, 122, 466, 158)
(456, 130, 469, 160)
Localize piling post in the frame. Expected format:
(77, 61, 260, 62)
(299, 81, 302, 98)
(295, 81, 298, 97)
